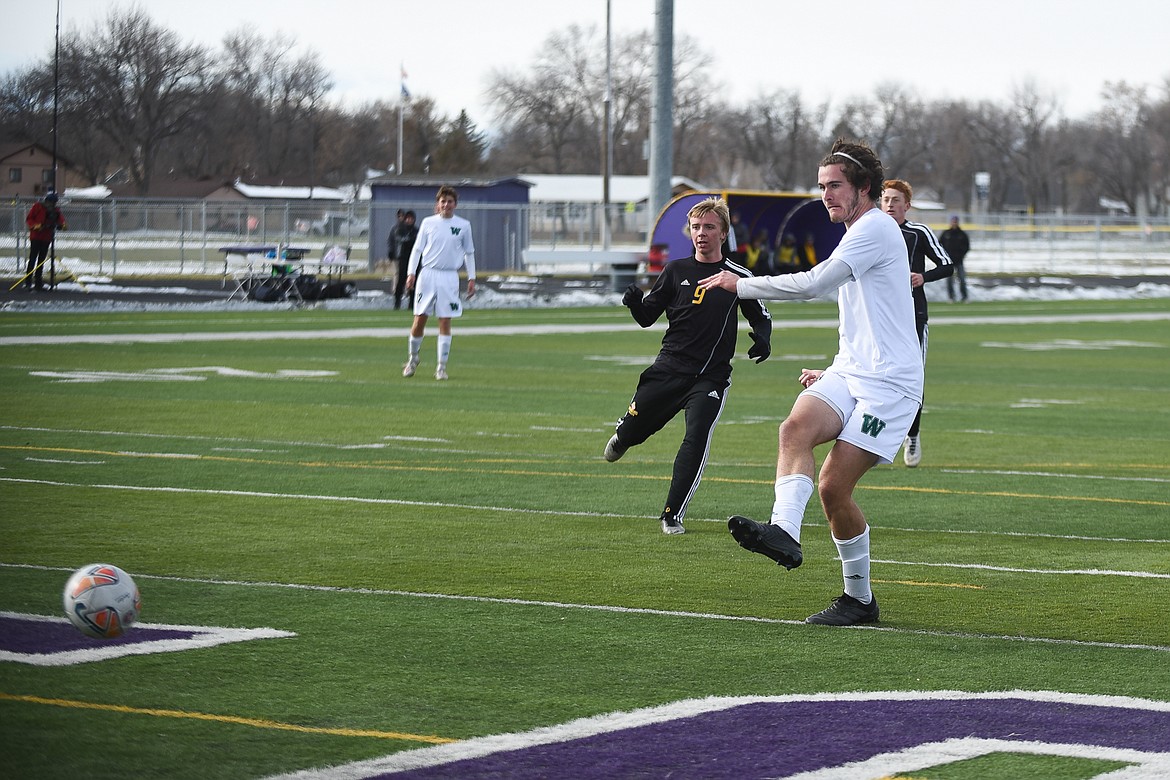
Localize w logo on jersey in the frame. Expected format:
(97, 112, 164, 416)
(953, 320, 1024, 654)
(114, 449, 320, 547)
(450, 227, 462, 235)
(860, 414, 887, 438)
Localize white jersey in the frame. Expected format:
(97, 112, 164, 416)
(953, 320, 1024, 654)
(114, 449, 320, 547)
(407, 213, 476, 279)
(737, 207, 923, 402)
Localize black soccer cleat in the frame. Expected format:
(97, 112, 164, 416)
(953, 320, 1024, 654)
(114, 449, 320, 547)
(805, 592, 880, 626)
(727, 515, 802, 570)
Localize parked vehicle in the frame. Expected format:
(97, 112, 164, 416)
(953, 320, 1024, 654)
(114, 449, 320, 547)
(308, 212, 369, 237)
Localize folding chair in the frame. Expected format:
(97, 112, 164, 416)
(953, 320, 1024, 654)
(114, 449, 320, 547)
(320, 245, 351, 283)
(316, 245, 357, 299)
(221, 249, 261, 300)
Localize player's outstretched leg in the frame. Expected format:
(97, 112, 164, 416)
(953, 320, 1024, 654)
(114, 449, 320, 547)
(727, 515, 802, 570)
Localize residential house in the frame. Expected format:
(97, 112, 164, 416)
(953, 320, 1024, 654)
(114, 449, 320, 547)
(0, 142, 86, 199)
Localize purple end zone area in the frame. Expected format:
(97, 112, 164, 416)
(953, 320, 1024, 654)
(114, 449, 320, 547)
(1, 614, 198, 654)
(4, 611, 294, 667)
(386, 698, 1170, 779)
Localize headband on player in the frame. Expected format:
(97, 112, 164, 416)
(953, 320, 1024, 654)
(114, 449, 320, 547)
(830, 151, 865, 169)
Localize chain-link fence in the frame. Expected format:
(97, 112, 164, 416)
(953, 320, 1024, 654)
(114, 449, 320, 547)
(3, 196, 1169, 277)
(960, 212, 1170, 275)
(2, 198, 375, 276)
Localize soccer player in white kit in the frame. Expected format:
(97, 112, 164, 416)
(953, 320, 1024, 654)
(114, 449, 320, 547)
(403, 186, 476, 381)
(699, 139, 923, 626)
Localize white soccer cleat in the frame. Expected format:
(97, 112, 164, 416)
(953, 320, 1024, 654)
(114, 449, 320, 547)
(903, 435, 921, 467)
(403, 357, 419, 378)
(603, 433, 627, 462)
(434, 366, 448, 381)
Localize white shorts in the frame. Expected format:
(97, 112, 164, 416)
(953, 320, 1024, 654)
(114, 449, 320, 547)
(413, 269, 464, 318)
(803, 369, 919, 465)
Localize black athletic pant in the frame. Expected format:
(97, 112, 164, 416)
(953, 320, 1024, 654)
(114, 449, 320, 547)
(909, 319, 929, 437)
(394, 258, 411, 309)
(613, 364, 729, 522)
(26, 239, 51, 289)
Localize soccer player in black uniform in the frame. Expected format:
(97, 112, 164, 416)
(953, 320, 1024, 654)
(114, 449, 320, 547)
(881, 179, 953, 467)
(604, 197, 772, 535)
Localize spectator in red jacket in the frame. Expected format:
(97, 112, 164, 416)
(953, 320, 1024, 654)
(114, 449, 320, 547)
(25, 192, 66, 291)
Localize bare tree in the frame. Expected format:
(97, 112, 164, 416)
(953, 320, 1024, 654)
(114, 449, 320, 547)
(486, 26, 594, 173)
(1014, 83, 1069, 211)
(1086, 82, 1155, 216)
(1148, 81, 1170, 216)
(0, 65, 115, 186)
(60, 8, 215, 194)
(0, 68, 54, 148)
(5, 6, 1170, 217)
(216, 29, 333, 179)
(727, 88, 825, 190)
(664, 34, 724, 182)
(607, 31, 656, 174)
(916, 99, 982, 210)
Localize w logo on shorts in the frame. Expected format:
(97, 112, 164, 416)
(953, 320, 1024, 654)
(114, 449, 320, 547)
(860, 414, 887, 438)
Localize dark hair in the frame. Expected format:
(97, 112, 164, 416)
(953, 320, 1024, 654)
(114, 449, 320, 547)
(405, 210, 416, 220)
(820, 139, 884, 202)
(436, 185, 458, 203)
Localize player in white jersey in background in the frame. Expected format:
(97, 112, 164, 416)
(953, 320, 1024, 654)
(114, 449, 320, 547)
(699, 138, 923, 626)
(404, 186, 476, 380)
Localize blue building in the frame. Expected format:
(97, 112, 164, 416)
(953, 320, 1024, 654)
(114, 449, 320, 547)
(369, 176, 532, 272)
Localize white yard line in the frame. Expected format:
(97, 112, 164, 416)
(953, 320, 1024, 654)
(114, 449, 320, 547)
(260, 690, 1170, 780)
(3, 310, 1170, 346)
(3, 473, 1168, 565)
(4, 559, 1169, 655)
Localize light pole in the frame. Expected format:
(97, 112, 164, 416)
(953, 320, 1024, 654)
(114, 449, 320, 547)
(602, 0, 612, 250)
(397, 64, 408, 176)
(50, 0, 61, 288)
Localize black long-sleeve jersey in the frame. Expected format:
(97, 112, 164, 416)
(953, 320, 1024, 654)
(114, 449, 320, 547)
(898, 220, 954, 324)
(627, 255, 771, 383)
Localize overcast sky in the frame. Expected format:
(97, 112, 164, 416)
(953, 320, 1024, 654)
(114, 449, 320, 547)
(3, 0, 1168, 127)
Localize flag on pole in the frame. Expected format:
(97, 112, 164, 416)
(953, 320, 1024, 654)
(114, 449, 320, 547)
(400, 64, 410, 100)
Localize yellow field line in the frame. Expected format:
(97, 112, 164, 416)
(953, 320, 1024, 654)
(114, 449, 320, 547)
(937, 223, 1170, 235)
(4, 444, 1167, 509)
(858, 483, 1170, 508)
(0, 692, 456, 744)
(872, 579, 984, 590)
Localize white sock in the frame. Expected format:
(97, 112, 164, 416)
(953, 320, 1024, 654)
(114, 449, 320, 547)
(834, 525, 872, 603)
(437, 335, 452, 366)
(408, 335, 422, 360)
(770, 473, 814, 543)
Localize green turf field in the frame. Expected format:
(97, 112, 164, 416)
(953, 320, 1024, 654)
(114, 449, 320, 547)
(1, 298, 1168, 778)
